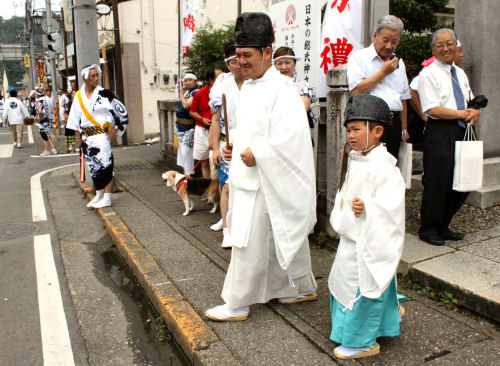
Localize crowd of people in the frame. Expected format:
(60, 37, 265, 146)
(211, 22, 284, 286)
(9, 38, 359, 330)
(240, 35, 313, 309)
(1, 86, 78, 155)
(172, 12, 479, 360)
(0, 10, 479, 360)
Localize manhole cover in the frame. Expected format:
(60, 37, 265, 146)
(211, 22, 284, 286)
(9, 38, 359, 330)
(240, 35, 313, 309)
(0, 223, 39, 241)
(114, 163, 153, 171)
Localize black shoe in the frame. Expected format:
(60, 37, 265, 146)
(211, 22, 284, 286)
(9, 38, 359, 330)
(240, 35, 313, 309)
(418, 233, 445, 246)
(439, 229, 464, 241)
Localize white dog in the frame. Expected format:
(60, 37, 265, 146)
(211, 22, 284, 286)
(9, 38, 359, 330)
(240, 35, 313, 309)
(162, 170, 220, 216)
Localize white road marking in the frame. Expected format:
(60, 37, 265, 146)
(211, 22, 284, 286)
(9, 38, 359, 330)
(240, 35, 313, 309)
(30, 153, 78, 158)
(34, 234, 75, 366)
(0, 143, 14, 158)
(28, 125, 34, 144)
(31, 164, 79, 222)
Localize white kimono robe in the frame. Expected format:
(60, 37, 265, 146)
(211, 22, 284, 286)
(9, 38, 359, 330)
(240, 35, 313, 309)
(67, 85, 128, 189)
(222, 67, 317, 308)
(328, 145, 405, 310)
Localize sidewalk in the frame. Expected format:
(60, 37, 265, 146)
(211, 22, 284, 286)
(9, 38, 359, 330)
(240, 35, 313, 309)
(72, 143, 499, 365)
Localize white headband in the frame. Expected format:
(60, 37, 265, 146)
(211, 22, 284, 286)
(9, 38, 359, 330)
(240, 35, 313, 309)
(225, 55, 237, 63)
(80, 64, 102, 79)
(273, 55, 302, 63)
(183, 73, 197, 81)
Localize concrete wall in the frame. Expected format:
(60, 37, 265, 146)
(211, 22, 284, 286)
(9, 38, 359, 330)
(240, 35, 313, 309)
(455, 0, 500, 158)
(118, 0, 267, 140)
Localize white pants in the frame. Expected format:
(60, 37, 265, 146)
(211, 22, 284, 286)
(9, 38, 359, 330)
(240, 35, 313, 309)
(177, 143, 194, 175)
(193, 125, 210, 160)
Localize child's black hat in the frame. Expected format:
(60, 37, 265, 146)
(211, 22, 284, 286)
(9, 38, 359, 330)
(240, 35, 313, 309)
(344, 94, 392, 127)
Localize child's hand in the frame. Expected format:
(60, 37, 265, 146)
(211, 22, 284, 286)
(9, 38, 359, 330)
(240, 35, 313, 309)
(352, 197, 364, 217)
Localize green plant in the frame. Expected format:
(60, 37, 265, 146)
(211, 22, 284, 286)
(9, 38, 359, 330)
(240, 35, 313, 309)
(317, 231, 327, 245)
(398, 274, 462, 310)
(390, 0, 448, 33)
(440, 291, 461, 310)
(183, 21, 235, 83)
(155, 317, 169, 343)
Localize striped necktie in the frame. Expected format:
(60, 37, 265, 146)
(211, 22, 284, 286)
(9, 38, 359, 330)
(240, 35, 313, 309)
(451, 65, 466, 128)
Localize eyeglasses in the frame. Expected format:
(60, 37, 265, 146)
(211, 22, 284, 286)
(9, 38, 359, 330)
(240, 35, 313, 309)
(434, 41, 456, 50)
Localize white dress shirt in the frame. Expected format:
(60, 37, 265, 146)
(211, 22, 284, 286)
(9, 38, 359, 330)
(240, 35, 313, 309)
(2, 97, 29, 125)
(348, 44, 410, 111)
(417, 59, 472, 118)
(410, 74, 420, 91)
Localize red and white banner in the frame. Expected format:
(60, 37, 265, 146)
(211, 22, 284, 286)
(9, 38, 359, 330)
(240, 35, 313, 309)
(318, 0, 362, 97)
(181, 0, 197, 65)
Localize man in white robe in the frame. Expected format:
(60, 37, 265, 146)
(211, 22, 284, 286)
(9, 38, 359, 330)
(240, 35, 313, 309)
(205, 12, 317, 322)
(208, 40, 246, 248)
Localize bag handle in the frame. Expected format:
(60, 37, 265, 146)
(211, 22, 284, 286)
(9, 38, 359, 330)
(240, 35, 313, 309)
(463, 124, 477, 141)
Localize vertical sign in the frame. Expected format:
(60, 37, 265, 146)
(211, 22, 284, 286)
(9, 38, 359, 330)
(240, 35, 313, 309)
(270, 0, 321, 86)
(318, 0, 363, 97)
(62, 0, 73, 31)
(181, 0, 197, 65)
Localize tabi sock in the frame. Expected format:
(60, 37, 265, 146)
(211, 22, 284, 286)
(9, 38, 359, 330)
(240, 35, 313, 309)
(91, 193, 112, 208)
(87, 190, 104, 207)
(335, 346, 371, 357)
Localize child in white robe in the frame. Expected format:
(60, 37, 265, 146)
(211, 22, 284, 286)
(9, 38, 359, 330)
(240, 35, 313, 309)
(328, 94, 405, 359)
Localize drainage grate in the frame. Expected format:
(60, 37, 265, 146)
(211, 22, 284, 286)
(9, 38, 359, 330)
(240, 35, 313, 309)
(114, 163, 153, 171)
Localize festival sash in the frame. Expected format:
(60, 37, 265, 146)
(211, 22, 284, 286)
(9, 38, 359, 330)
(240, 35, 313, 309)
(77, 90, 103, 130)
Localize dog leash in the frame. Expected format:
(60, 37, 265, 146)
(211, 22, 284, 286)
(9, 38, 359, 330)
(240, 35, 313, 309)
(190, 147, 211, 175)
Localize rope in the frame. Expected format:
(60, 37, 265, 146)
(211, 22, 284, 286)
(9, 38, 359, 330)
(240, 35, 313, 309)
(190, 147, 210, 175)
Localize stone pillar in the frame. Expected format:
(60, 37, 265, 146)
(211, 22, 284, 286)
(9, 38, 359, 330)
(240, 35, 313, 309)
(324, 65, 350, 237)
(455, 0, 500, 208)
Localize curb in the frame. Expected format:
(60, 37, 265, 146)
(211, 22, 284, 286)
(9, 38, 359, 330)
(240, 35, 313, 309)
(73, 172, 241, 366)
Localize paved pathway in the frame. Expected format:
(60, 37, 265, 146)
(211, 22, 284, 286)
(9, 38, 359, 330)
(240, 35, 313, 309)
(74, 144, 499, 365)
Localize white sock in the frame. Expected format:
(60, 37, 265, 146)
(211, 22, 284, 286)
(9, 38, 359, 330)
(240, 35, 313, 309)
(210, 218, 224, 231)
(91, 193, 112, 208)
(87, 189, 104, 207)
(335, 346, 371, 357)
(221, 227, 232, 248)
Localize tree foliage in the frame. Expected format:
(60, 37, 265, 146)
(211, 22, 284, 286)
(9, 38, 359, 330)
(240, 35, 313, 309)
(183, 22, 235, 83)
(0, 16, 44, 88)
(390, 0, 448, 33)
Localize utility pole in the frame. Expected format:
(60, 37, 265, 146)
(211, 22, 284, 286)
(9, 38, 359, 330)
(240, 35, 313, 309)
(45, 0, 61, 133)
(73, 0, 99, 87)
(25, 0, 36, 91)
(238, 0, 242, 15)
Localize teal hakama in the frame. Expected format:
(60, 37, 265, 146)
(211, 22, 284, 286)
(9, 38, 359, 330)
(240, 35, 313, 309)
(330, 277, 401, 348)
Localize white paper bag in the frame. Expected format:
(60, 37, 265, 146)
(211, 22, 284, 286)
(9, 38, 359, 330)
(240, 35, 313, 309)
(453, 125, 483, 192)
(397, 142, 412, 189)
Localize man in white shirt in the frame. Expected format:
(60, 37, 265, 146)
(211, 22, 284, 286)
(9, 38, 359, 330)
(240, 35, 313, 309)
(58, 89, 69, 128)
(347, 15, 410, 158)
(3, 90, 29, 148)
(417, 28, 480, 246)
